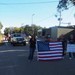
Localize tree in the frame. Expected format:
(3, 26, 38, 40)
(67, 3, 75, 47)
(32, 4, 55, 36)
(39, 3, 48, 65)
(4, 27, 23, 35)
(21, 24, 43, 36)
(57, 0, 75, 10)
(0, 22, 3, 33)
(32, 25, 42, 35)
(4, 24, 43, 36)
(13, 27, 21, 33)
(4, 28, 10, 36)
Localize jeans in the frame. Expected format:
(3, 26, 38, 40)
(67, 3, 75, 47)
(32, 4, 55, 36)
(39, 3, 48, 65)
(69, 52, 72, 58)
(28, 47, 35, 60)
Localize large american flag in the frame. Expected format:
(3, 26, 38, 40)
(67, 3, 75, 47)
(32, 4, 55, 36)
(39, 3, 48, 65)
(37, 41, 63, 61)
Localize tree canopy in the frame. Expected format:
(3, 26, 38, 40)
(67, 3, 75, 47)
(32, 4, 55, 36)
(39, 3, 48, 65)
(57, 0, 75, 10)
(4, 24, 43, 36)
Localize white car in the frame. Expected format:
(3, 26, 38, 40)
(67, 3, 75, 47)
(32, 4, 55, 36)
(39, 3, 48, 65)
(10, 33, 26, 46)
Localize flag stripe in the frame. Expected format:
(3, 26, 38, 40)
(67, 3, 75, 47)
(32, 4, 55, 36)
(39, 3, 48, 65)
(49, 42, 62, 45)
(50, 48, 63, 50)
(38, 57, 63, 60)
(38, 54, 62, 56)
(49, 45, 62, 47)
(38, 51, 62, 53)
(38, 56, 62, 58)
(38, 55, 62, 58)
(38, 52, 62, 55)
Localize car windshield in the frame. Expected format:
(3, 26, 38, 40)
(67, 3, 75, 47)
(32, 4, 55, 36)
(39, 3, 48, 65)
(17, 38, 24, 41)
(14, 34, 21, 37)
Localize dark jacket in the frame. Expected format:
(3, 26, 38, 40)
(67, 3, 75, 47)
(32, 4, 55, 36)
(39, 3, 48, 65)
(29, 38, 36, 48)
(68, 37, 75, 44)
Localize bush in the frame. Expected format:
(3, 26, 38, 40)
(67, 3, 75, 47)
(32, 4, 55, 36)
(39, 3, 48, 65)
(0, 34, 4, 45)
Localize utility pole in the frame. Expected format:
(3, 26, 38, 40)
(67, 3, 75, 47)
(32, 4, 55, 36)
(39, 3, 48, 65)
(58, 10, 62, 26)
(55, 9, 62, 26)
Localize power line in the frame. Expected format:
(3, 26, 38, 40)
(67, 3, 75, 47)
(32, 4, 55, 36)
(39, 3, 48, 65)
(0, 1, 58, 5)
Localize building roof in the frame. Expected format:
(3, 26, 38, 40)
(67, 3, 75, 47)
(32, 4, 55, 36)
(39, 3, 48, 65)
(50, 26, 75, 29)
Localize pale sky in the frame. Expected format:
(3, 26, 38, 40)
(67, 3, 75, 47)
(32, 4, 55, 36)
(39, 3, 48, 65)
(0, 0, 75, 33)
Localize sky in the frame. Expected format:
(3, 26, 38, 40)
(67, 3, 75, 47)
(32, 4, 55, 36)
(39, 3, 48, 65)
(0, 0, 75, 33)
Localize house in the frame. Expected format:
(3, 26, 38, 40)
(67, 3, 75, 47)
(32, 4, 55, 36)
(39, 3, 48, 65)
(50, 26, 74, 40)
(37, 26, 74, 41)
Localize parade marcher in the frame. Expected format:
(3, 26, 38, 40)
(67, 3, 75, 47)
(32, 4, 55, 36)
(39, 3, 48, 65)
(68, 34, 75, 59)
(72, 34, 75, 58)
(58, 34, 67, 58)
(28, 35, 36, 61)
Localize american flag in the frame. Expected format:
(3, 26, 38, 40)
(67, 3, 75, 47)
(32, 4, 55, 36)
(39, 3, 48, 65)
(37, 41, 63, 61)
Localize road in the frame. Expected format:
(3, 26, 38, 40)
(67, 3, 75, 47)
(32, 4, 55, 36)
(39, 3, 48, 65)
(0, 42, 75, 75)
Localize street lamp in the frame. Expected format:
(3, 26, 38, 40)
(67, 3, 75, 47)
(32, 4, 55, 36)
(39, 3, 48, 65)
(31, 14, 35, 34)
(32, 14, 35, 25)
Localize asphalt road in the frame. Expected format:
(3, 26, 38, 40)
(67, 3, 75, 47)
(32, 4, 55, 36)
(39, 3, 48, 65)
(0, 42, 75, 75)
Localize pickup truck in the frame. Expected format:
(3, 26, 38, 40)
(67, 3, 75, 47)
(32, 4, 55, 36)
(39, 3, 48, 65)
(10, 33, 26, 46)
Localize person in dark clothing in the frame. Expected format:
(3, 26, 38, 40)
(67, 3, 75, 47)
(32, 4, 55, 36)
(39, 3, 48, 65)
(28, 35, 36, 61)
(58, 35, 67, 57)
(62, 39, 67, 56)
(68, 34, 75, 59)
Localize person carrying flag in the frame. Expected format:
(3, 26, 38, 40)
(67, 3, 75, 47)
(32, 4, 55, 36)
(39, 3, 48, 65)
(28, 35, 36, 61)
